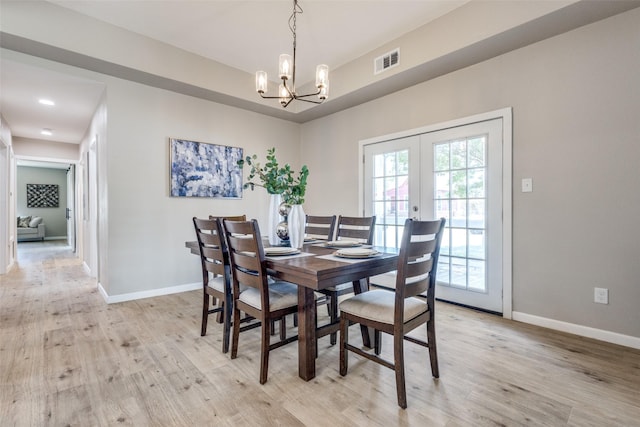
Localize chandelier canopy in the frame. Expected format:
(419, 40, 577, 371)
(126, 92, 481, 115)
(255, 0, 329, 108)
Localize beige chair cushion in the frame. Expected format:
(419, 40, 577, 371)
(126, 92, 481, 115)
(339, 289, 428, 325)
(208, 275, 226, 293)
(208, 275, 247, 294)
(239, 281, 299, 312)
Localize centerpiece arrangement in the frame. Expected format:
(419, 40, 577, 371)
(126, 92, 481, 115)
(238, 148, 308, 248)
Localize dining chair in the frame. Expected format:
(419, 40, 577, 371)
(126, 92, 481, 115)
(223, 218, 301, 384)
(193, 215, 245, 353)
(318, 215, 376, 345)
(338, 217, 446, 409)
(304, 215, 336, 240)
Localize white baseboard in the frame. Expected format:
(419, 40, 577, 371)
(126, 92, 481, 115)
(512, 311, 640, 350)
(44, 236, 67, 241)
(99, 282, 201, 304)
(98, 282, 108, 302)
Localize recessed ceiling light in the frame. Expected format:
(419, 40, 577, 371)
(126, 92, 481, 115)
(41, 128, 53, 136)
(39, 99, 55, 106)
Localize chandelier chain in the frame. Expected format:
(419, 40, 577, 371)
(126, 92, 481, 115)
(290, 0, 301, 90)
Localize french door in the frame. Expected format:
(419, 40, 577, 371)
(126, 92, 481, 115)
(363, 117, 505, 314)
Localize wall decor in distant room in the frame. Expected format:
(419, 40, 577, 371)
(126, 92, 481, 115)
(27, 184, 59, 208)
(170, 138, 243, 198)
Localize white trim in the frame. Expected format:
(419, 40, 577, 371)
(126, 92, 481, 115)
(502, 110, 513, 319)
(82, 261, 91, 276)
(358, 107, 513, 318)
(99, 282, 201, 304)
(15, 154, 79, 165)
(98, 281, 109, 302)
(44, 236, 67, 241)
(513, 311, 640, 350)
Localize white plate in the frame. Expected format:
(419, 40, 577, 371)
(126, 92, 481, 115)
(324, 240, 362, 248)
(334, 248, 379, 258)
(264, 247, 300, 256)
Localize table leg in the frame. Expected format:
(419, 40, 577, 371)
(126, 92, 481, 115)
(352, 278, 372, 348)
(298, 286, 316, 381)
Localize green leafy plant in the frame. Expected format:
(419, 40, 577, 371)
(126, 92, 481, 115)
(238, 147, 309, 204)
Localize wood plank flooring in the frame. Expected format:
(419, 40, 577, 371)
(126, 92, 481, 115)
(1, 241, 639, 426)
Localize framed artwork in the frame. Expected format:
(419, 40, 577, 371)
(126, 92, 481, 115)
(27, 184, 59, 208)
(170, 138, 243, 198)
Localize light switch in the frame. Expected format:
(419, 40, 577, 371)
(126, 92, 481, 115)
(522, 178, 533, 193)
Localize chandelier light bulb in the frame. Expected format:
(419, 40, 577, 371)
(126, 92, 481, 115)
(279, 54, 292, 80)
(256, 71, 268, 93)
(279, 84, 289, 106)
(316, 64, 329, 88)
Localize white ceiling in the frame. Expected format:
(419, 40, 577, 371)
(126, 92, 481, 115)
(0, 58, 106, 144)
(0, 0, 468, 144)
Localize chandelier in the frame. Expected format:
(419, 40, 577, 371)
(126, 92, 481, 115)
(255, 0, 329, 108)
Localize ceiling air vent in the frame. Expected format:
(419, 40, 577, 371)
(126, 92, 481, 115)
(374, 48, 400, 75)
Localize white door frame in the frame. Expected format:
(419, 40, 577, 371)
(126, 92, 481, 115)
(359, 108, 513, 318)
(0, 138, 10, 274)
(66, 164, 76, 252)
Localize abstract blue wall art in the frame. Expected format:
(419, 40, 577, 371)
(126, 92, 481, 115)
(170, 138, 243, 198)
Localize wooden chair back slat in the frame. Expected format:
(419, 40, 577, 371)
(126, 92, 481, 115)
(395, 218, 446, 311)
(305, 215, 337, 240)
(223, 219, 268, 293)
(336, 215, 376, 244)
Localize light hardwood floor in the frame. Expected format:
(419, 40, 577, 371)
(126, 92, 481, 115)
(1, 241, 639, 426)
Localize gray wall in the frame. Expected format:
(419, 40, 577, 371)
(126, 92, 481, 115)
(16, 166, 68, 238)
(102, 76, 300, 297)
(300, 9, 640, 338)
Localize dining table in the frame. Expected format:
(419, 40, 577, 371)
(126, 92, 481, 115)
(185, 238, 398, 381)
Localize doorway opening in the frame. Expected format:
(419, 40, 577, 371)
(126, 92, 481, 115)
(15, 159, 78, 255)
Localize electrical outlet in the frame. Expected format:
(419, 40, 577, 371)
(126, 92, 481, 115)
(594, 287, 609, 304)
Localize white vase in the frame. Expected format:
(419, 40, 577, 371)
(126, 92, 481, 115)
(288, 204, 306, 249)
(268, 193, 282, 245)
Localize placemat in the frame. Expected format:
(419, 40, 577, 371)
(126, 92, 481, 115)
(265, 252, 316, 261)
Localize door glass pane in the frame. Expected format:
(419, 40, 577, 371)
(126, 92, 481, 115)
(468, 199, 485, 231)
(468, 259, 486, 291)
(434, 144, 449, 171)
(384, 153, 396, 175)
(450, 228, 466, 258)
(434, 135, 488, 293)
(435, 171, 450, 198)
(450, 257, 467, 288)
(468, 136, 485, 167)
(437, 255, 450, 283)
(468, 229, 485, 260)
(371, 149, 409, 249)
(451, 170, 467, 198)
(451, 140, 466, 169)
(468, 169, 485, 198)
